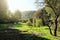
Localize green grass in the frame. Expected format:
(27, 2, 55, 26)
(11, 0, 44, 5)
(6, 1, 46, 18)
(13, 23, 60, 40)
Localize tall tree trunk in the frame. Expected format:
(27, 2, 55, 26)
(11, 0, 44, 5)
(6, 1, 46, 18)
(54, 17, 58, 36)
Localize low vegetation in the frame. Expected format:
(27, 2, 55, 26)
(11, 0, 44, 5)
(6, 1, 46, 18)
(13, 23, 60, 40)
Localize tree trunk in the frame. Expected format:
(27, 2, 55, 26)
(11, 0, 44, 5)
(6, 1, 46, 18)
(33, 18, 36, 27)
(42, 19, 45, 26)
(47, 25, 53, 35)
(33, 19, 34, 27)
(41, 15, 46, 26)
(54, 17, 58, 36)
(49, 26, 53, 35)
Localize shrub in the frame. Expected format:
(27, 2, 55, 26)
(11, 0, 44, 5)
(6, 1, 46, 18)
(0, 24, 14, 29)
(36, 19, 42, 27)
(26, 20, 32, 26)
(0, 24, 7, 29)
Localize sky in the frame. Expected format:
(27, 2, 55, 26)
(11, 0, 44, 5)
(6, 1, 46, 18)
(7, 0, 44, 12)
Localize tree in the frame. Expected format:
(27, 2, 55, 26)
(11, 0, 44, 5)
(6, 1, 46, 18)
(35, 0, 60, 36)
(35, 9, 53, 35)
(0, 0, 8, 23)
(7, 10, 14, 23)
(13, 10, 21, 23)
(22, 11, 35, 20)
(33, 9, 44, 27)
(43, 7, 55, 35)
(45, 0, 60, 36)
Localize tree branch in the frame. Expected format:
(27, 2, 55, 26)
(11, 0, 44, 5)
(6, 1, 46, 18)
(46, 0, 57, 15)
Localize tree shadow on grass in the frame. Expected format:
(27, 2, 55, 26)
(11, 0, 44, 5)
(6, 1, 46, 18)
(0, 29, 50, 40)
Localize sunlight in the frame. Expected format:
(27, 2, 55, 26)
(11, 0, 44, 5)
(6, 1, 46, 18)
(7, 0, 17, 12)
(7, 0, 37, 12)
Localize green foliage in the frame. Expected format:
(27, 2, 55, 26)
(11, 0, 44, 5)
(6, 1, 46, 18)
(13, 10, 21, 21)
(45, 6, 55, 20)
(26, 20, 32, 26)
(36, 19, 42, 27)
(0, 0, 9, 23)
(0, 24, 5, 28)
(14, 10, 21, 19)
(7, 10, 22, 23)
(0, 24, 8, 29)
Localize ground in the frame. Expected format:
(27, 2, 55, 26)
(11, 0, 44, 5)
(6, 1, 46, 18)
(0, 23, 60, 40)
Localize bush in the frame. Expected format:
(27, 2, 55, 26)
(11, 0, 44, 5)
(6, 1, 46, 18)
(33, 23, 36, 27)
(0, 24, 14, 29)
(36, 19, 42, 27)
(26, 20, 32, 26)
(0, 24, 7, 29)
